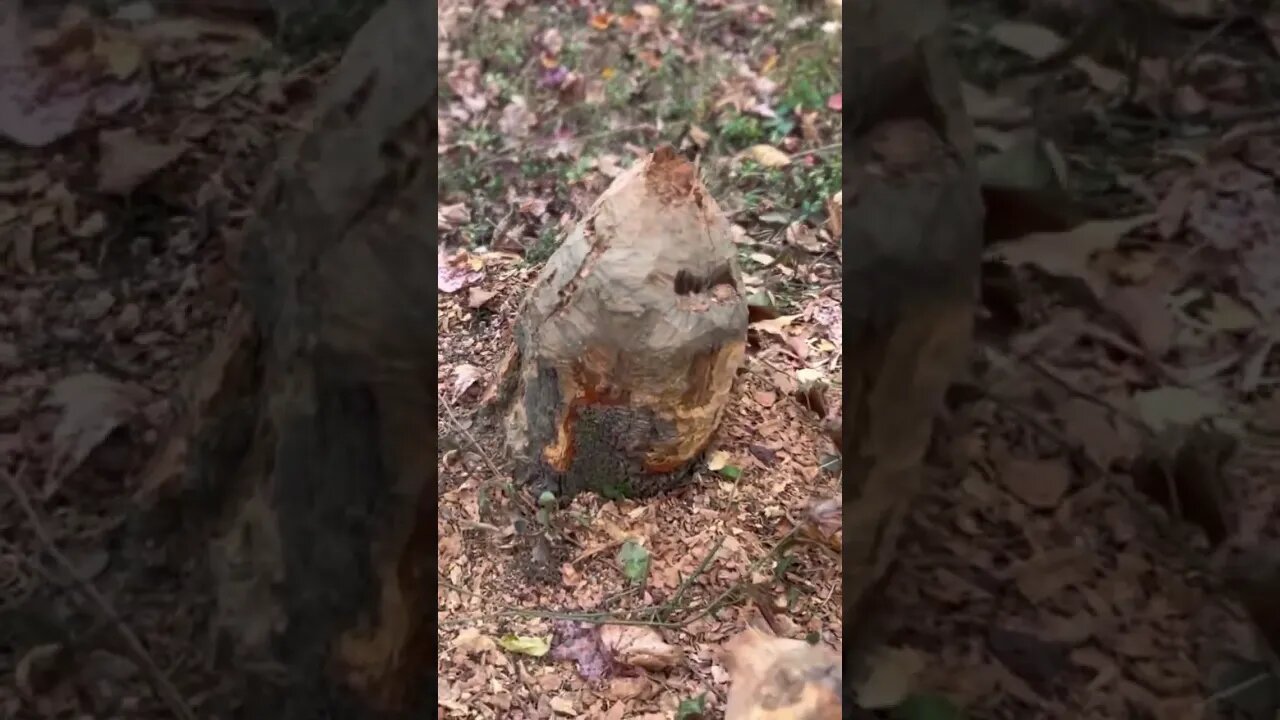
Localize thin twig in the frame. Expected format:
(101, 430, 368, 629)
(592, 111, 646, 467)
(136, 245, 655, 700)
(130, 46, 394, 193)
(656, 535, 726, 621)
(439, 391, 537, 513)
(1204, 670, 1272, 705)
(1, 465, 197, 720)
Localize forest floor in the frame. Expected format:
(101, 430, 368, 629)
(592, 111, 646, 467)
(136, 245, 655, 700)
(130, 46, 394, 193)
(443, 1, 1280, 719)
(437, 2, 844, 719)
(0, 0, 1277, 719)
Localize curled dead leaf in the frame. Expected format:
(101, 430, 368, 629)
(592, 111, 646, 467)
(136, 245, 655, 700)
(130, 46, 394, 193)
(44, 372, 148, 495)
(599, 625, 680, 671)
(97, 128, 185, 195)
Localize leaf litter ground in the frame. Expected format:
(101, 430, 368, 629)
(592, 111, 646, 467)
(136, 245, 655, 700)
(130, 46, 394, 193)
(438, 0, 843, 717)
(0, 5, 337, 718)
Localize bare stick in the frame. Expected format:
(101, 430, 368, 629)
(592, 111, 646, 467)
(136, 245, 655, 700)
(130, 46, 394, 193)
(1, 465, 197, 720)
(439, 390, 538, 513)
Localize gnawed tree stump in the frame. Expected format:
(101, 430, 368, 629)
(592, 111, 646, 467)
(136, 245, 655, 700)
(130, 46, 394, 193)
(139, 0, 435, 716)
(491, 147, 748, 501)
(722, 626, 841, 720)
(842, 0, 983, 694)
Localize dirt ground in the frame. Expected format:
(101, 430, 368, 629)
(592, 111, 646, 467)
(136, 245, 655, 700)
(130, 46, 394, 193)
(1, 0, 1280, 719)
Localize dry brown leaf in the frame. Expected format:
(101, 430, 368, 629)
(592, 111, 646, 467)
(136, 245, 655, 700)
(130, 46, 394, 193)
(44, 372, 148, 493)
(1057, 398, 1136, 469)
(467, 286, 496, 309)
(853, 646, 926, 709)
(986, 214, 1156, 291)
(1014, 547, 1096, 603)
(988, 20, 1125, 92)
(1000, 456, 1071, 509)
(1107, 285, 1175, 357)
(97, 128, 185, 195)
(599, 625, 680, 671)
(15, 643, 65, 698)
(750, 314, 799, 336)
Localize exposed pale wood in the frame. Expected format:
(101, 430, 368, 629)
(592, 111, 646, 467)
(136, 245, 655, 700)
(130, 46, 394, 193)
(497, 146, 749, 502)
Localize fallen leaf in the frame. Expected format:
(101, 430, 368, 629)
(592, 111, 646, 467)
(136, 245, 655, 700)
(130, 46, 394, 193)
(962, 82, 1030, 124)
(499, 634, 552, 657)
(452, 364, 483, 399)
(71, 210, 107, 238)
(438, 202, 470, 230)
(1201, 293, 1258, 332)
(986, 214, 1156, 290)
(854, 646, 926, 709)
(467, 287, 496, 309)
(750, 313, 799, 336)
(633, 4, 661, 20)
(796, 368, 825, 385)
(44, 373, 147, 494)
(599, 625, 680, 670)
(97, 128, 185, 195)
(988, 20, 1065, 59)
(706, 450, 730, 471)
(1134, 386, 1225, 432)
(1107, 285, 1175, 357)
(14, 643, 64, 698)
(549, 695, 576, 715)
(618, 540, 650, 584)
(449, 627, 498, 655)
(551, 621, 616, 680)
(1057, 398, 1137, 469)
(988, 20, 1124, 92)
(745, 144, 791, 168)
(1014, 547, 1095, 603)
(438, 247, 484, 293)
(1000, 456, 1071, 509)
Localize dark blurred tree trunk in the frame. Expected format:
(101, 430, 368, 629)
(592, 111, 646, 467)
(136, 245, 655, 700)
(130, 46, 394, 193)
(841, 0, 984, 694)
(142, 1, 436, 716)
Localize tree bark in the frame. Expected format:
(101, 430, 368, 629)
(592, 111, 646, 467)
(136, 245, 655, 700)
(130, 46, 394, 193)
(141, 0, 436, 716)
(491, 146, 749, 503)
(842, 0, 983, 677)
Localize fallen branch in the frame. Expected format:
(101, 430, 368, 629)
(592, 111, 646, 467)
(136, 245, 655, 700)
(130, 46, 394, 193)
(1, 465, 197, 720)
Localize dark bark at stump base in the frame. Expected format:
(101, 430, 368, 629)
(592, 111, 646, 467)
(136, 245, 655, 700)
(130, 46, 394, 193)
(139, 1, 437, 717)
(494, 147, 749, 503)
(840, 0, 984, 700)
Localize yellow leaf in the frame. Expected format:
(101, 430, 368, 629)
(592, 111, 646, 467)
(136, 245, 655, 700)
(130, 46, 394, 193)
(498, 634, 551, 657)
(706, 450, 730, 471)
(746, 144, 791, 168)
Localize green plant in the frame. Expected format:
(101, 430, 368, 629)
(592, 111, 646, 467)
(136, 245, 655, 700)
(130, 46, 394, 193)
(527, 226, 561, 265)
(720, 115, 765, 149)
